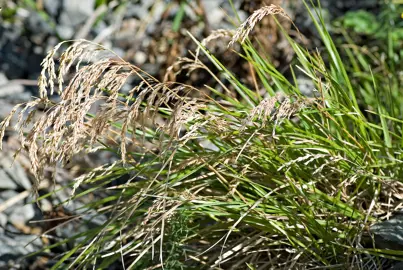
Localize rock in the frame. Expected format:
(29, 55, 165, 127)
(0, 190, 21, 215)
(44, 0, 62, 17)
(202, 0, 225, 26)
(0, 234, 42, 261)
(112, 47, 125, 58)
(0, 100, 17, 120)
(390, 262, 403, 269)
(0, 212, 7, 234)
(0, 72, 8, 85)
(134, 51, 147, 65)
(125, 2, 151, 19)
(0, 36, 43, 80)
(145, 2, 165, 34)
(0, 153, 32, 190)
(0, 212, 6, 226)
(56, 25, 75, 40)
(142, 63, 160, 76)
(0, 170, 18, 190)
(297, 76, 315, 97)
(60, 0, 95, 27)
(0, 73, 24, 98)
(16, 8, 30, 19)
(0, 190, 19, 201)
(40, 199, 52, 212)
(26, 11, 53, 35)
(370, 214, 403, 250)
(9, 204, 35, 227)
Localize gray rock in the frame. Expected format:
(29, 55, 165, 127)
(134, 51, 147, 65)
(112, 47, 125, 58)
(9, 204, 35, 226)
(0, 73, 24, 98)
(0, 213, 7, 234)
(60, 0, 95, 27)
(0, 190, 23, 215)
(0, 190, 19, 201)
(202, 0, 225, 26)
(54, 185, 72, 204)
(390, 262, 403, 269)
(56, 25, 75, 40)
(370, 214, 403, 250)
(0, 212, 6, 227)
(6, 92, 32, 103)
(40, 198, 52, 212)
(125, 3, 149, 19)
(145, 2, 165, 34)
(0, 191, 20, 216)
(0, 234, 42, 258)
(0, 170, 18, 190)
(297, 77, 315, 97)
(0, 153, 32, 190)
(16, 8, 30, 19)
(44, 0, 62, 17)
(0, 72, 8, 85)
(26, 10, 53, 35)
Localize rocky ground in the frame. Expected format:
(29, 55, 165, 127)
(0, 0, 387, 269)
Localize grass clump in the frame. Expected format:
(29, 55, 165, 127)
(2, 1, 403, 269)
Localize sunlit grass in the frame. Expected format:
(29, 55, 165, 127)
(2, 0, 403, 269)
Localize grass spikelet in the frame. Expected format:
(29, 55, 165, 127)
(1, 2, 403, 268)
(195, 29, 235, 60)
(0, 40, 203, 189)
(229, 4, 290, 46)
(242, 93, 314, 129)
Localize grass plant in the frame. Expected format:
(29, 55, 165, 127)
(2, 1, 403, 269)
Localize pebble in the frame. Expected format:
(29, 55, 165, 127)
(40, 199, 53, 212)
(134, 51, 147, 65)
(0, 212, 7, 230)
(44, 0, 62, 17)
(202, 0, 225, 26)
(56, 25, 75, 40)
(9, 204, 35, 227)
(0, 153, 32, 190)
(0, 73, 24, 99)
(0, 170, 19, 190)
(0, 190, 21, 216)
(296, 76, 315, 97)
(0, 234, 42, 262)
(60, 0, 95, 26)
(371, 214, 403, 250)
